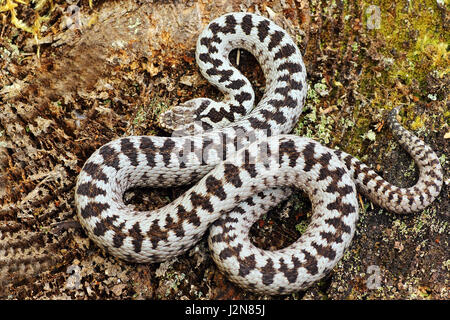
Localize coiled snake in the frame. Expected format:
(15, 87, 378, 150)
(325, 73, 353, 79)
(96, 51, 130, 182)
(75, 12, 443, 295)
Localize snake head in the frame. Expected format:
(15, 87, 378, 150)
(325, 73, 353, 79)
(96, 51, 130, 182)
(159, 98, 233, 135)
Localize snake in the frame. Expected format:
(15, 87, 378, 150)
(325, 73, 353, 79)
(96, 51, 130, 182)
(74, 12, 443, 295)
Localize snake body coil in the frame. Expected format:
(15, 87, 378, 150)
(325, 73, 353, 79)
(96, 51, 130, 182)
(75, 12, 443, 295)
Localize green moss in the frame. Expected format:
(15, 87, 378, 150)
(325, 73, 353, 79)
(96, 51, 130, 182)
(361, 0, 448, 99)
(438, 153, 447, 166)
(131, 98, 170, 134)
(321, 0, 450, 161)
(0, 0, 52, 36)
(295, 221, 309, 235)
(410, 114, 426, 130)
(132, 105, 148, 126)
(294, 106, 335, 144)
(294, 80, 337, 144)
(0, 0, 96, 56)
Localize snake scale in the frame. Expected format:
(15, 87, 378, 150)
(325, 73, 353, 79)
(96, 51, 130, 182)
(75, 12, 443, 295)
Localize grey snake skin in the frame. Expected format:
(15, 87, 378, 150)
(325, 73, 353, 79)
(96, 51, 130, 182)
(74, 12, 443, 295)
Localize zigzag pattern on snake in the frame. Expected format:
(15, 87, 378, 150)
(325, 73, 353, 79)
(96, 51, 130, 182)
(74, 12, 443, 295)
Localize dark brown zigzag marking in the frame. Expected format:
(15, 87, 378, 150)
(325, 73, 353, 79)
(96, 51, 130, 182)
(225, 79, 246, 90)
(77, 182, 106, 196)
(279, 139, 301, 167)
(311, 241, 336, 260)
(362, 170, 378, 187)
(177, 204, 201, 227)
(177, 204, 200, 228)
(99, 145, 121, 170)
(243, 197, 256, 207)
(278, 256, 302, 283)
(261, 259, 275, 286)
(92, 215, 127, 249)
(234, 92, 252, 104)
(204, 105, 247, 123)
(223, 163, 242, 187)
(257, 19, 270, 42)
(199, 35, 220, 53)
(161, 139, 175, 166)
(140, 137, 156, 167)
(80, 202, 110, 219)
(324, 216, 352, 239)
(301, 142, 317, 172)
(274, 86, 291, 97)
(113, 231, 126, 248)
(326, 195, 356, 217)
(261, 109, 287, 125)
(198, 53, 223, 67)
(129, 222, 143, 253)
(140, 137, 176, 168)
(317, 155, 355, 200)
(121, 138, 138, 166)
(82, 162, 109, 183)
(238, 253, 257, 277)
(208, 23, 221, 35)
(341, 154, 354, 172)
(274, 44, 297, 60)
(93, 220, 107, 237)
(218, 246, 234, 260)
(194, 99, 211, 117)
(223, 14, 237, 34)
(241, 14, 253, 35)
(147, 219, 168, 249)
(210, 229, 227, 243)
(247, 116, 272, 130)
(209, 14, 237, 35)
(301, 250, 319, 275)
(268, 30, 284, 51)
(424, 167, 442, 181)
(147, 207, 203, 250)
(205, 175, 227, 200)
(275, 74, 305, 93)
(320, 230, 344, 244)
(92, 215, 118, 236)
(164, 215, 185, 238)
(267, 94, 298, 111)
(205, 68, 233, 82)
(190, 192, 214, 213)
(277, 61, 303, 74)
(233, 206, 246, 215)
(213, 217, 239, 240)
(319, 152, 334, 165)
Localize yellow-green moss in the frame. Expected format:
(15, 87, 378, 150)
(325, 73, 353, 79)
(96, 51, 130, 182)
(361, 0, 448, 103)
(341, 0, 446, 156)
(0, 0, 95, 43)
(1, 0, 54, 37)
